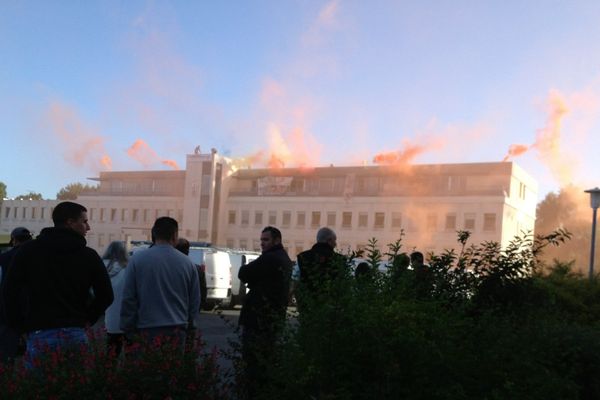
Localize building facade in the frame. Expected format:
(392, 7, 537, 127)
(0, 150, 537, 259)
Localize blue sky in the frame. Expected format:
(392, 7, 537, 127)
(1, 0, 599, 199)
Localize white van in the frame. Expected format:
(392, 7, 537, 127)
(226, 250, 260, 307)
(188, 246, 233, 307)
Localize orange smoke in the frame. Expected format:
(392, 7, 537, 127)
(239, 124, 322, 170)
(126, 139, 180, 170)
(267, 154, 286, 169)
(502, 144, 530, 161)
(100, 155, 113, 170)
(161, 159, 180, 170)
(373, 141, 429, 167)
(44, 101, 112, 172)
(502, 90, 572, 186)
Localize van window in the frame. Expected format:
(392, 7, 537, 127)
(188, 248, 207, 265)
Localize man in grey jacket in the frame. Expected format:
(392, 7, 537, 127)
(120, 217, 200, 349)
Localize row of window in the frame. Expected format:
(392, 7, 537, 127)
(3, 206, 52, 221)
(2, 205, 183, 226)
(87, 208, 183, 224)
(227, 210, 497, 232)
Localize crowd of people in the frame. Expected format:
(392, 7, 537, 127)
(0, 200, 428, 397)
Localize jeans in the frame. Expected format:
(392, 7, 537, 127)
(25, 327, 88, 369)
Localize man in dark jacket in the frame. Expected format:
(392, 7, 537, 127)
(296, 227, 346, 298)
(0, 227, 33, 364)
(238, 226, 293, 398)
(2, 201, 113, 365)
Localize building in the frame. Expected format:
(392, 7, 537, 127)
(0, 150, 537, 259)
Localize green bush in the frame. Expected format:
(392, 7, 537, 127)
(245, 230, 600, 400)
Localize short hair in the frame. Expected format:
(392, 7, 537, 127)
(316, 227, 336, 243)
(262, 226, 282, 241)
(152, 217, 179, 241)
(102, 241, 128, 265)
(10, 227, 32, 246)
(175, 238, 190, 255)
(410, 251, 424, 264)
(52, 201, 87, 227)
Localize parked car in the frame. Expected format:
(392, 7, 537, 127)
(188, 246, 232, 308)
(226, 250, 260, 307)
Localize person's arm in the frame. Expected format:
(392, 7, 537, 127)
(238, 254, 269, 285)
(2, 249, 27, 331)
(188, 263, 200, 328)
(87, 251, 114, 325)
(119, 259, 138, 334)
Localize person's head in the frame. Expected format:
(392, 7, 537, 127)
(316, 227, 337, 249)
(355, 262, 371, 279)
(9, 227, 32, 247)
(410, 251, 424, 268)
(52, 201, 89, 237)
(151, 217, 179, 245)
(393, 253, 411, 269)
(175, 238, 190, 256)
(260, 226, 282, 252)
(102, 241, 128, 265)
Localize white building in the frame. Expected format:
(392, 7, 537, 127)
(0, 150, 537, 259)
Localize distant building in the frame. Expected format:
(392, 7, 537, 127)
(0, 150, 537, 259)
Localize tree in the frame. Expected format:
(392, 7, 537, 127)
(14, 191, 43, 200)
(535, 185, 597, 274)
(0, 181, 6, 200)
(56, 183, 98, 200)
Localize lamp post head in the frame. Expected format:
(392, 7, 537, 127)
(585, 187, 600, 209)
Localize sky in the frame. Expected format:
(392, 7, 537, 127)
(1, 0, 600, 200)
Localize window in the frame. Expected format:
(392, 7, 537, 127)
(121, 209, 126, 222)
(228, 210, 236, 225)
(327, 212, 336, 227)
(519, 182, 527, 200)
(445, 214, 456, 231)
(132, 209, 138, 222)
(483, 213, 496, 231)
(13, 208, 17, 218)
(4, 207, 10, 219)
(358, 212, 368, 228)
(311, 211, 321, 228)
(41, 207, 45, 219)
(391, 212, 402, 229)
(98, 234, 105, 248)
(22, 208, 26, 219)
(319, 179, 334, 194)
(226, 239, 234, 248)
(100, 208, 105, 222)
(342, 212, 352, 228)
(253, 240, 260, 251)
(255, 211, 263, 225)
(282, 211, 291, 227)
(31, 207, 36, 219)
(200, 195, 210, 208)
(143, 209, 148, 222)
(426, 214, 437, 232)
(268, 211, 277, 225)
(374, 212, 385, 229)
(464, 213, 476, 230)
(239, 239, 247, 249)
(297, 212, 305, 227)
(111, 209, 117, 222)
(241, 210, 249, 226)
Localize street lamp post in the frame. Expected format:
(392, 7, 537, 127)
(584, 187, 600, 280)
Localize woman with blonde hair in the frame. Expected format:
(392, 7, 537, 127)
(102, 241, 128, 356)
